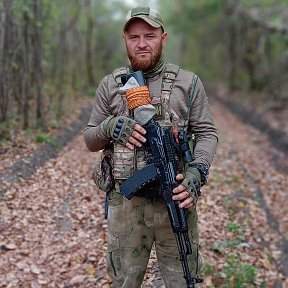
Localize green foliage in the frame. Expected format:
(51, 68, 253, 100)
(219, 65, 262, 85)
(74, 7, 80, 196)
(222, 255, 256, 288)
(35, 133, 58, 147)
(2, 0, 287, 134)
(207, 210, 258, 286)
(225, 220, 246, 248)
(238, 0, 287, 7)
(202, 263, 215, 276)
(0, 124, 13, 147)
(0, 119, 19, 147)
(226, 222, 243, 234)
(1, 0, 132, 131)
(159, 0, 288, 103)
(159, 0, 225, 78)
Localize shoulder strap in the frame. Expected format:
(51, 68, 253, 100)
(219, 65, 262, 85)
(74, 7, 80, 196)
(162, 64, 198, 132)
(158, 63, 180, 127)
(112, 67, 129, 87)
(162, 63, 180, 93)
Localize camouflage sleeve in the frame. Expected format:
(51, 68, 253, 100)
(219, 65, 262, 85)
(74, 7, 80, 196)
(189, 77, 218, 168)
(84, 76, 112, 152)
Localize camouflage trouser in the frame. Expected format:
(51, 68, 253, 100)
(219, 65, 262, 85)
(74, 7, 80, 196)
(106, 189, 202, 288)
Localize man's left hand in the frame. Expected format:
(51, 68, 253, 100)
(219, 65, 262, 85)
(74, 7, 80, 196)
(172, 166, 201, 209)
(172, 174, 194, 209)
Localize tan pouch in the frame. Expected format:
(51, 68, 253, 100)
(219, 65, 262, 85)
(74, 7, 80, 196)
(93, 148, 114, 192)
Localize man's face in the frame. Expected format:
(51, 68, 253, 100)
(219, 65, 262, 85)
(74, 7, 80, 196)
(123, 19, 167, 71)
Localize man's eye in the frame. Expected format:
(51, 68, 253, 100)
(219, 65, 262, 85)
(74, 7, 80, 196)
(147, 35, 155, 39)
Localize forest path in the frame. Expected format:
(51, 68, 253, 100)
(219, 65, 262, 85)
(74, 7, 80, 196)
(0, 91, 287, 288)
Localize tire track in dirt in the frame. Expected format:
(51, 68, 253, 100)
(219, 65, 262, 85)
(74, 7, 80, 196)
(228, 146, 288, 277)
(0, 106, 91, 196)
(212, 90, 288, 175)
(0, 134, 110, 287)
(210, 96, 288, 279)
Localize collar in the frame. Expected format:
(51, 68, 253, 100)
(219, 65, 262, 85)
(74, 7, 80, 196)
(129, 59, 166, 80)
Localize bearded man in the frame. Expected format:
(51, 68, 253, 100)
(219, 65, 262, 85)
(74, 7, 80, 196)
(84, 6, 217, 288)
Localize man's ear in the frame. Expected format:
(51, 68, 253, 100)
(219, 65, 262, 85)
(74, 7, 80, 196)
(162, 32, 168, 47)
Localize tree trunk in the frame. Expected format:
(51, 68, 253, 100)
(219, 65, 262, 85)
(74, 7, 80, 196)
(243, 23, 260, 90)
(85, 0, 95, 87)
(33, 0, 46, 129)
(228, 19, 237, 90)
(22, 10, 30, 129)
(0, 0, 13, 122)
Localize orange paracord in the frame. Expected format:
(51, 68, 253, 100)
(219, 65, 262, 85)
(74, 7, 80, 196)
(124, 86, 151, 110)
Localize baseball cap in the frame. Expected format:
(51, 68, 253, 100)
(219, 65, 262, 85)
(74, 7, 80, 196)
(124, 6, 165, 32)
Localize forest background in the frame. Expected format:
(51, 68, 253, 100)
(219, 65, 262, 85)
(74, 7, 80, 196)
(0, 1, 288, 287)
(0, 0, 287, 144)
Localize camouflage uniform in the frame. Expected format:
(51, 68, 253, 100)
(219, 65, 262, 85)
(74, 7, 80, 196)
(107, 190, 201, 288)
(84, 63, 218, 287)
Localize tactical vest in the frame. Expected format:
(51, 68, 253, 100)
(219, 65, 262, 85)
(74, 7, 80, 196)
(112, 64, 183, 181)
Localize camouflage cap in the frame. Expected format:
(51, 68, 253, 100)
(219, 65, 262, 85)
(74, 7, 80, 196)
(124, 7, 165, 32)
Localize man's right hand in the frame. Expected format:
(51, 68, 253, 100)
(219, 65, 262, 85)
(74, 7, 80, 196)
(104, 116, 146, 150)
(126, 122, 146, 150)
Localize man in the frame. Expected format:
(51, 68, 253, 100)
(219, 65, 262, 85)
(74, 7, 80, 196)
(84, 6, 217, 288)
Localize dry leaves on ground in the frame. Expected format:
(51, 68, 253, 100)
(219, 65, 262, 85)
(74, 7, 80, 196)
(0, 96, 287, 287)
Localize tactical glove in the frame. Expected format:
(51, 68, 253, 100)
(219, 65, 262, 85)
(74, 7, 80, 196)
(102, 115, 136, 146)
(181, 166, 202, 200)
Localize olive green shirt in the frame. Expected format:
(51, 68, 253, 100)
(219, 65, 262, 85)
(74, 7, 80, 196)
(84, 65, 218, 168)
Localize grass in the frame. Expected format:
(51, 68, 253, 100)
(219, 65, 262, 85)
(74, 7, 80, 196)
(35, 133, 58, 147)
(0, 121, 15, 147)
(205, 219, 258, 287)
(226, 222, 243, 234)
(222, 255, 256, 288)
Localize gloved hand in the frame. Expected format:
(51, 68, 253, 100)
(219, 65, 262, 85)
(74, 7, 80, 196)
(180, 166, 201, 199)
(172, 166, 201, 208)
(103, 115, 136, 145)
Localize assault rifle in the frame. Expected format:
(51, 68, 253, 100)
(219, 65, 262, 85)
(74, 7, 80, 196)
(120, 72, 203, 288)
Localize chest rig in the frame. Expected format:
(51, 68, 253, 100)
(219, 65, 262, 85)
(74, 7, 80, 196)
(112, 64, 180, 181)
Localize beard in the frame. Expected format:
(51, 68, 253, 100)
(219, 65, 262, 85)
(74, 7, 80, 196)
(127, 43, 163, 71)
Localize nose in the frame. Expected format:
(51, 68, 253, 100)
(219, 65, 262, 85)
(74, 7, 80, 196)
(137, 36, 147, 48)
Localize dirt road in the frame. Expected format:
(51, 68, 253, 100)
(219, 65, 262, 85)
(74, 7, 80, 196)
(0, 93, 287, 287)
